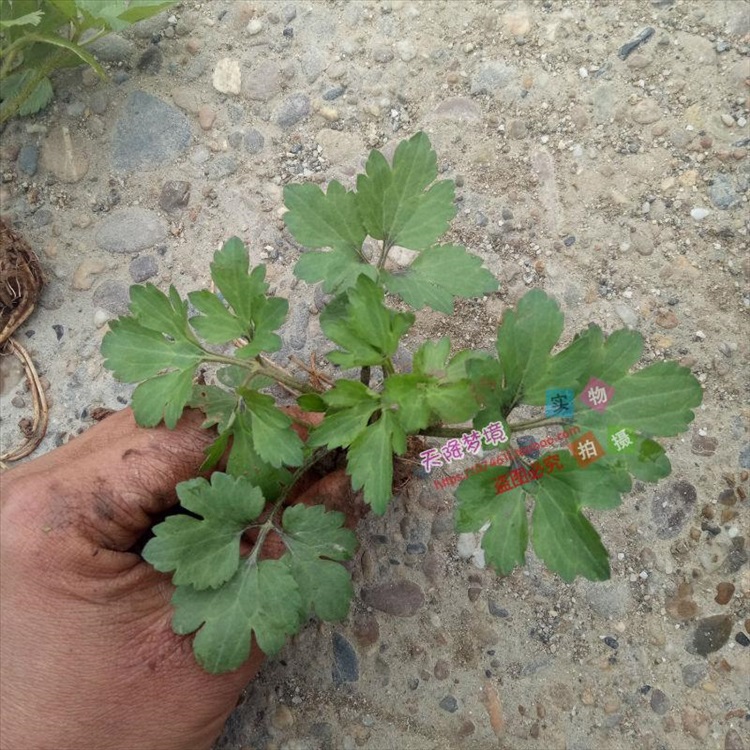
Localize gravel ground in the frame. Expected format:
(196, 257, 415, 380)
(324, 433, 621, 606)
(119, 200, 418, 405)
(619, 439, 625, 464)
(0, 1, 748, 749)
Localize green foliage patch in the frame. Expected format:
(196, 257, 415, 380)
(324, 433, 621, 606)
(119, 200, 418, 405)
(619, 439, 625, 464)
(0, 0, 172, 123)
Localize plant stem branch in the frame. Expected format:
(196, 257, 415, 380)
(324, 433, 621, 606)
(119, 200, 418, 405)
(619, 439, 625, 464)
(257, 354, 321, 394)
(507, 416, 572, 431)
(245, 447, 332, 567)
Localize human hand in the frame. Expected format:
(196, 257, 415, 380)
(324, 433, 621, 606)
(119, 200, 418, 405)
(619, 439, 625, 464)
(0, 407, 355, 750)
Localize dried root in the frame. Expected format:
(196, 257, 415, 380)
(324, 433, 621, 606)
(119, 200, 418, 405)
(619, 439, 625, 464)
(0, 218, 47, 467)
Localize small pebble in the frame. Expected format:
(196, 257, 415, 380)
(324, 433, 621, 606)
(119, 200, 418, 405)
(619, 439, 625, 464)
(17, 144, 39, 176)
(439, 695, 458, 713)
(603, 636, 618, 650)
(331, 632, 359, 686)
(649, 688, 670, 715)
(246, 19, 263, 35)
(93, 309, 109, 328)
(688, 614, 733, 656)
(714, 582, 735, 605)
(271, 704, 294, 730)
(433, 660, 450, 680)
(488, 601, 510, 618)
(197, 106, 216, 130)
(735, 632, 750, 647)
(690, 207, 710, 221)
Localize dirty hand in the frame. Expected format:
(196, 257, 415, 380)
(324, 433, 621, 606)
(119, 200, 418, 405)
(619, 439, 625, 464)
(0, 407, 350, 750)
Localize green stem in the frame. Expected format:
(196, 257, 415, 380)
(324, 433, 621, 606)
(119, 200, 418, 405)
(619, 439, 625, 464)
(256, 356, 321, 394)
(245, 447, 332, 567)
(0, 47, 19, 79)
(507, 416, 571, 431)
(382, 358, 395, 377)
(201, 352, 257, 369)
(200, 350, 320, 394)
(376, 239, 394, 270)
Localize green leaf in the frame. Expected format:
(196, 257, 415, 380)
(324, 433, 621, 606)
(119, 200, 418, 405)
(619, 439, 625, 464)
(210, 238, 267, 327)
(495, 290, 565, 410)
(0, 69, 54, 117)
(75, 0, 130, 30)
(284, 181, 367, 253)
(235, 296, 287, 357)
(21, 31, 107, 76)
(382, 244, 498, 313)
(308, 381, 380, 449)
(281, 503, 357, 620)
(617, 437, 671, 482)
(456, 467, 528, 575)
(531, 473, 610, 582)
(114, 0, 175, 25)
(426, 380, 478, 424)
(346, 410, 405, 513)
(307, 381, 380, 448)
(190, 384, 237, 432)
(131, 366, 194, 429)
(205, 239, 287, 355)
(101, 284, 204, 428)
(143, 474, 266, 589)
(534, 451, 630, 511)
(576, 361, 702, 437)
(320, 275, 414, 368)
(241, 389, 304, 468)
(172, 559, 302, 673)
(412, 338, 451, 377)
(46, 1, 79, 20)
(382, 374, 432, 432)
(355, 132, 456, 250)
(188, 290, 246, 344)
(199, 431, 230, 473)
(296, 393, 327, 412)
(225, 410, 293, 500)
(101, 316, 202, 382)
(129, 284, 193, 339)
(294, 246, 378, 294)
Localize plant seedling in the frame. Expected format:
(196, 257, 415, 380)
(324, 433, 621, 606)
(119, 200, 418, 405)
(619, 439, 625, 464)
(101, 132, 702, 673)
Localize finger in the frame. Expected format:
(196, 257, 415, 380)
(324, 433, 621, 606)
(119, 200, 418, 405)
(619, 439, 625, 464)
(2, 408, 216, 554)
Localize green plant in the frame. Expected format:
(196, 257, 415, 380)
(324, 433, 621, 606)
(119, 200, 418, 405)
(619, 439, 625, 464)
(101, 132, 702, 674)
(0, 0, 172, 124)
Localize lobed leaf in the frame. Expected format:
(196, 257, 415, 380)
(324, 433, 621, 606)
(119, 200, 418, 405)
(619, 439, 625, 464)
(346, 410, 406, 513)
(382, 244, 498, 313)
(280, 503, 357, 620)
(284, 181, 366, 254)
(240, 389, 304, 468)
(294, 246, 377, 294)
(172, 559, 302, 673)
(356, 132, 456, 250)
(531, 476, 610, 582)
(320, 275, 414, 368)
(143, 474, 265, 589)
